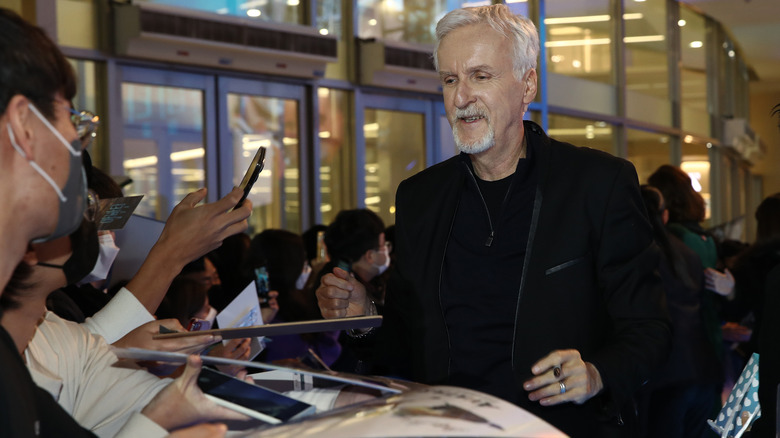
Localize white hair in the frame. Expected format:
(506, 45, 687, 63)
(433, 4, 540, 81)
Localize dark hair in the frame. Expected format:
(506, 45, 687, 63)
(181, 257, 206, 275)
(156, 276, 209, 326)
(648, 164, 706, 223)
(0, 8, 76, 119)
(755, 193, 780, 242)
(245, 229, 321, 322)
(772, 103, 780, 128)
(324, 209, 385, 265)
(0, 261, 35, 312)
(246, 229, 305, 296)
(640, 185, 696, 289)
(88, 163, 123, 199)
(208, 232, 250, 300)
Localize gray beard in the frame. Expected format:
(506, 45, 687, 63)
(453, 123, 495, 154)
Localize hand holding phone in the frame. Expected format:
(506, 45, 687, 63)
(235, 146, 266, 209)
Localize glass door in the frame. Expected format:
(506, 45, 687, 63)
(356, 92, 447, 226)
(117, 67, 217, 220)
(218, 77, 308, 234)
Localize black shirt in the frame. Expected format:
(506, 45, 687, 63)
(441, 142, 538, 404)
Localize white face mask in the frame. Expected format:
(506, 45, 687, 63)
(373, 250, 390, 276)
(78, 233, 120, 285)
(295, 263, 312, 290)
(204, 306, 218, 327)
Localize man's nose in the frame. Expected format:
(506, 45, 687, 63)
(453, 81, 475, 109)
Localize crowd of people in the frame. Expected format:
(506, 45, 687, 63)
(1, 4, 779, 438)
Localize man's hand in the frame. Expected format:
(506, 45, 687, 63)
(141, 355, 250, 431)
(523, 349, 603, 406)
(261, 290, 280, 324)
(316, 267, 369, 319)
(113, 319, 220, 354)
(168, 424, 227, 438)
(126, 187, 252, 315)
(209, 338, 252, 377)
(154, 187, 252, 265)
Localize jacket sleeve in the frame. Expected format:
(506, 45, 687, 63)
(587, 160, 671, 414)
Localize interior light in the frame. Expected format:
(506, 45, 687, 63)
(368, 18, 377, 26)
(684, 135, 694, 143)
(689, 41, 703, 48)
(678, 19, 686, 27)
(623, 35, 664, 43)
(319, 28, 329, 35)
(728, 50, 736, 58)
(572, 60, 582, 68)
(170, 148, 205, 162)
(247, 9, 261, 17)
(287, 0, 299, 5)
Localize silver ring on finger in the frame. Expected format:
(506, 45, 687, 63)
(559, 381, 566, 394)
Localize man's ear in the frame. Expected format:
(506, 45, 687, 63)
(362, 248, 376, 265)
(4, 94, 36, 160)
(522, 68, 538, 106)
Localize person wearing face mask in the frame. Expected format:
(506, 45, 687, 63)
(306, 209, 397, 373)
(0, 221, 260, 437)
(0, 8, 240, 437)
(243, 229, 341, 367)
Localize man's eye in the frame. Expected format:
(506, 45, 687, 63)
(443, 77, 456, 85)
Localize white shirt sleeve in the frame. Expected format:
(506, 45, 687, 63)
(82, 287, 154, 343)
(27, 311, 171, 438)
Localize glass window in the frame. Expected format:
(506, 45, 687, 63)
(547, 114, 615, 155)
(364, 109, 425, 225)
(681, 141, 712, 222)
(318, 88, 354, 225)
(317, 0, 343, 38)
(68, 59, 108, 166)
(57, 0, 98, 49)
(679, 6, 709, 136)
(544, 0, 616, 115)
(357, 0, 477, 45)
(121, 83, 205, 220)
(720, 152, 734, 223)
(545, 0, 613, 85)
(626, 128, 671, 185)
(625, 0, 670, 126)
(227, 94, 301, 234)
(135, 0, 304, 25)
(504, 0, 529, 17)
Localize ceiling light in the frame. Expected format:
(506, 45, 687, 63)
(319, 28, 329, 35)
(247, 8, 261, 17)
(368, 18, 377, 26)
(689, 41, 703, 48)
(678, 19, 686, 27)
(287, 0, 299, 5)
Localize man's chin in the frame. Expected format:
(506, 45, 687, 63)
(455, 141, 493, 155)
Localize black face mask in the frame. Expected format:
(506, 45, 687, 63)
(39, 219, 100, 286)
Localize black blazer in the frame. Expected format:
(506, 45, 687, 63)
(387, 121, 671, 437)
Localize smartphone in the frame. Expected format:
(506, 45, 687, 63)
(235, 146, 266, 209)
(254, 266, 270, 306)
(187, 317, 211, 332)
(197, 367, 315, 424)
(336, 259, 351, 273)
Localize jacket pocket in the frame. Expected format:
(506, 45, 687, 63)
(545, 255, 587, 275)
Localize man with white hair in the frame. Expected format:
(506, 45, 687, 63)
(318, 5, 671, 436)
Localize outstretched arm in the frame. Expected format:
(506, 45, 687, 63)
(127, 187, 252, 315)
